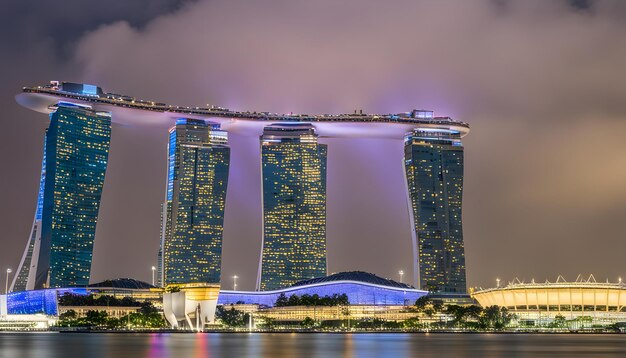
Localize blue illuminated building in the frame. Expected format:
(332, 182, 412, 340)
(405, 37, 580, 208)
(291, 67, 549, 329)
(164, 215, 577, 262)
(1, 288, 88, 316)
(220, 271, 427, 306)
(57, 82, 103, 96)
(12, 102, 111, 290)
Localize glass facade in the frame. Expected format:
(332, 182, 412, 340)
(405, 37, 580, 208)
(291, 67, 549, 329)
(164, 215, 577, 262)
(219, 282, 427, 307)
(4, 288, 88, 316)
(258, 123, 327, 291)
(160, 119, 230, 286)
(404, 126, 467, 293)
(14, 103, 111, 290)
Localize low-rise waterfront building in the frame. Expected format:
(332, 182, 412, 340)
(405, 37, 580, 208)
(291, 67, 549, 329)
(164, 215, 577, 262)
(220, 271, 427, 307)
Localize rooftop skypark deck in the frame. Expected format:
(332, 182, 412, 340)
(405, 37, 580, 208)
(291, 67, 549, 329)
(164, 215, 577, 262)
(17, 81, 469, 138)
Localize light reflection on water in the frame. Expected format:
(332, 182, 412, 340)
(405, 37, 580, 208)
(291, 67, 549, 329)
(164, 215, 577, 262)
(0, 333, 624, 358)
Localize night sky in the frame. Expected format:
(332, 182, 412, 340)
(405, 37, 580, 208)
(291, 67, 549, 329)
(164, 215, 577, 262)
(1, 0, 625, 291)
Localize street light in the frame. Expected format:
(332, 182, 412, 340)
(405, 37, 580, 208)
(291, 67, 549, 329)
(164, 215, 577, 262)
(151, 266, 156, 286)
(233, 275, 238, 291)
(398, 270, 404, 283)
(5, 268, 12, 294)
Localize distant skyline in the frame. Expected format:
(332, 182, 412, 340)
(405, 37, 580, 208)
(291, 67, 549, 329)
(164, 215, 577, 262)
(1, 0, 626, 291)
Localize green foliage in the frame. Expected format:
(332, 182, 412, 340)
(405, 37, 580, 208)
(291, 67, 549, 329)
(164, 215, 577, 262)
(139, 301, 158, 315)
(355, 318, 386, 329)
(122, 311, 168, 328)
(411, 303, 516, 330)
(424, 308, 435, 317)
(215, 306, 250, 327)
(403, 316, 422, 329)
(274, 293, 349, 307)
(257, 316, 277, 329)
(85, 310, 108, 326)
(547, 314, 567, 328)
(432, 300, 444, 312)
(320, 320, 338, 328)
(56, 301, 167, 329)
(444, 304, 483, 327)
(414, 296, 443, 314)
(414, 296, 431, 310)
(353, 318, 401, 329)
(383, 320, 402, 329)
(58, 293, 142, 307)
(59, 309, 77, 320)
(300, 317, 316, 328)
(276, 293, 289, 307)
(478, 306, 514, 330)
(465, 305, 483, 319)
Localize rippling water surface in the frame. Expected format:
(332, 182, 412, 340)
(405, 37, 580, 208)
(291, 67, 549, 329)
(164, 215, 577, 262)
(0, 333, 624, 357)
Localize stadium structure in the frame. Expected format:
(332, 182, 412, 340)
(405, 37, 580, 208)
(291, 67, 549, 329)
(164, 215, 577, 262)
(473, 275, 626, 327)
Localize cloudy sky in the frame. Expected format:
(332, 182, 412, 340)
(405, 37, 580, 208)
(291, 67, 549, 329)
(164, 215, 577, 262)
(1, 0, 625, 290)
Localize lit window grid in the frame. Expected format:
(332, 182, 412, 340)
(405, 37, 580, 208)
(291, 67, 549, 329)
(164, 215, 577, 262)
(404, 129, 466, 294)
(259, 130, 327, 291)
(162, 119, 230, 286)
(41, 105, 111, 288)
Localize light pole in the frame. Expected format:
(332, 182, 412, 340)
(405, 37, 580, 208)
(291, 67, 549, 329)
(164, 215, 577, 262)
(398, 270, 404, 283)
(5, 268, 12, 294)
(151, 266, 156, 286)
(233, 275, 238, 291)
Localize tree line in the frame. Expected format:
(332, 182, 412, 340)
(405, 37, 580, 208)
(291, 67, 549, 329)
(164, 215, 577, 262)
(413, 296, 514, 330)
(58, 293, 143, 307)
(274, 293, 349, 307)
(57, 301, 166, 329)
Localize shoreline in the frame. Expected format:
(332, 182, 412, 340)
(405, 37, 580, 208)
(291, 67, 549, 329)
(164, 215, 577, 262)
(3, 329, 618, 335)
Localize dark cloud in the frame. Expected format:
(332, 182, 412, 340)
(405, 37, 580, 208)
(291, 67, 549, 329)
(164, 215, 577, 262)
(0, 0, 191, 53)
(1, 0, 625, 290)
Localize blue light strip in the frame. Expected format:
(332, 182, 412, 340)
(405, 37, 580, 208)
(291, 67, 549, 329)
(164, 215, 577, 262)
(166, 129, 176, 201)
(82, 84, 98, 95)
(35, 139, 46, 220)
(5, 288, 88, 316)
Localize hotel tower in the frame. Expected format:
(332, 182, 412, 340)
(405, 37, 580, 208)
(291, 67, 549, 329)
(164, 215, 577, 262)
(12, 101, 111, 290)
(158, 119, 230, 286)
(404, 114, 467, 294)
(258, 123, 328, 291)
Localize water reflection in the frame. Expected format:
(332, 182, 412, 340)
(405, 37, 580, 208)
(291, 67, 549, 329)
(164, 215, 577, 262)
(0, 333, 623, 358)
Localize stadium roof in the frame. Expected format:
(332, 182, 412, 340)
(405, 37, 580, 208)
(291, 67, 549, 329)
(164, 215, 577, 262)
(474, 274, 626, 293)
(290, 271, 414, 289)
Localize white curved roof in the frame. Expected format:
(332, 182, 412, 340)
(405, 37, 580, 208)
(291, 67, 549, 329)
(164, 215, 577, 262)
(473, 277, 626, 309)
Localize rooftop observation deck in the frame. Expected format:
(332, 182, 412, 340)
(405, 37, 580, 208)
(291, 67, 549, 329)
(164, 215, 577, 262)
(16, 82, 470, 138)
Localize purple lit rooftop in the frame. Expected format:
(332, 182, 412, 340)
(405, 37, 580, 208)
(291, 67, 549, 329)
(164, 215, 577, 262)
(16, 81, 469, 139)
